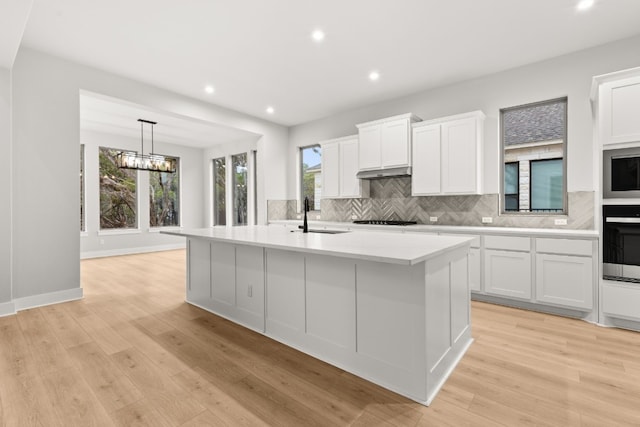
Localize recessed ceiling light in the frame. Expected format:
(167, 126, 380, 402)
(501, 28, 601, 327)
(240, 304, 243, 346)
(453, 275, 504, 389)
(577, 0, 594, 11)
(204, 85, 215, 94)
(369, 71, 380, 81)
(311, 29, 325, 42)
(266, 106, 275, 114)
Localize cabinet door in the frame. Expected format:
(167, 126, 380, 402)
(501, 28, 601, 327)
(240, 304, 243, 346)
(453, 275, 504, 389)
(469, 248, 481, 292)
(358, 124, 382, 170)
(601, 76, 640, 145)
(381, 118, 410, 168)
(441, 117, 478, 194)
(339, 138, 362, 198)
(484, 249, 531, 299)
(411, 124, 441, 195)
(321, 142, 340, 199)
(535, 254, 593, 310)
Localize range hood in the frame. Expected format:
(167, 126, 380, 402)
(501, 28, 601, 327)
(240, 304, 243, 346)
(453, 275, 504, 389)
(356, 166, 412, 180)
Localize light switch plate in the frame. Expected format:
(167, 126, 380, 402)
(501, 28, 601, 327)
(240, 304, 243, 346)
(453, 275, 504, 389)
(429, 216, 438, 222)
(482, 217, 493, 224)
(351, 214, 357, 220)
(554, 218, 568, 225)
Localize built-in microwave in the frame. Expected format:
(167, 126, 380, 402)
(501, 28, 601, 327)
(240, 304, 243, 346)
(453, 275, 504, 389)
(603, 147, 640, 199)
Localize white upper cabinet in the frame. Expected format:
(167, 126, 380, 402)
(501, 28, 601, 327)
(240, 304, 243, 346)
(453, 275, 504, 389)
(321, 135, 369, 199)
(356, 113, 421, 171)
(412, 111, 485, 196)
(598, 72, 640, 146)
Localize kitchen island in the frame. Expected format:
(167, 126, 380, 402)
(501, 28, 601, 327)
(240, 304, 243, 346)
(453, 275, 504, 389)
(163, 226, 473, 405)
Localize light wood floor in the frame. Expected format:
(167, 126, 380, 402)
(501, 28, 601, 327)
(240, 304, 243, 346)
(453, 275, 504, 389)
(1, 250, 640, 426)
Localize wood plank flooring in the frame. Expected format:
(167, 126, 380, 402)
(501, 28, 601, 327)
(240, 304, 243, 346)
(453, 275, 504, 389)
(1, 249, 640, 426)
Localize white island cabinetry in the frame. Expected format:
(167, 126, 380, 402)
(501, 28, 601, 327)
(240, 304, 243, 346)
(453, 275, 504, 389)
(170, 226, 473, 406)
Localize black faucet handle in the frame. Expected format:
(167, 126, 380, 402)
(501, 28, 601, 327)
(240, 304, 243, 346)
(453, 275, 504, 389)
(304, 196, 310, 212)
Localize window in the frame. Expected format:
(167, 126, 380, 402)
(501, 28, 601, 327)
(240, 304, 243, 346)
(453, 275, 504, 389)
(80, 144, 85, 232)
(213, 157, 226, 225)
(232, 153, 247, 226)
(300, 145, 322, 211)
(150, 159, 180, 227)
(99, 147, 137, 229)
(501, 98, 567, 214)
(504, 162, 519, 211)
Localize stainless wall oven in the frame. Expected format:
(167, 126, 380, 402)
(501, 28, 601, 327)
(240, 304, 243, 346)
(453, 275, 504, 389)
(603, 205, 640, 282)
(603, 147, 640, 199)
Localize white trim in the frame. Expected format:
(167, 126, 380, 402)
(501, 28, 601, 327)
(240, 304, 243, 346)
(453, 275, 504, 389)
(97, 228, 142, 236)
(0, 301, 16, 317)
(13, 287, 83, 312)
(80, 231, 89, 237)
(81, 243, 186, 259)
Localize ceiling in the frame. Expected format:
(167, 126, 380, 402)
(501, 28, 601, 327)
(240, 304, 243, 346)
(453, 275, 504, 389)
(5, 0, 640, 128)
(80, 92, 260, 148)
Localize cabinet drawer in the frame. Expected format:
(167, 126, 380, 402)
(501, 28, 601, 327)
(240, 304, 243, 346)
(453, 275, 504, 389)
(602, 283, 640, 321)
(484, 235, 530, 252)
(536, 238, 593, 256)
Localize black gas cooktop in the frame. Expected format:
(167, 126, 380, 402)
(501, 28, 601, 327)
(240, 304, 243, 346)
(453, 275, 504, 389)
(353, 220, 417, 226)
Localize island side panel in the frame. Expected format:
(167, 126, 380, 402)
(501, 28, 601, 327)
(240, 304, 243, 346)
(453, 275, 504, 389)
(187, 238, 211, 308)
(354, 260, 428, 402)
(425, 245, 473, 405)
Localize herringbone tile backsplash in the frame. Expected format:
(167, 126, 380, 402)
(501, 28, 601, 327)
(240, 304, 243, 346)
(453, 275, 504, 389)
(268, 176, 594, 230)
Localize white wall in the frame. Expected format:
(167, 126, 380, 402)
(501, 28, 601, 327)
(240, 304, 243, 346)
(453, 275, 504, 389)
(11, 47, 289, 302)
(0, 67, 11, 306)
(80, 130, 204, 258)
(287, 34, 640, 199)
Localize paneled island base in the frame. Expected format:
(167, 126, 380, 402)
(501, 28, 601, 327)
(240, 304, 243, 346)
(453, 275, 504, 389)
(166, 227, 473, 405)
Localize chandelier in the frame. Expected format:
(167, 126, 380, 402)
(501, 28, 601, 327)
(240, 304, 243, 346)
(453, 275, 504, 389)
(116, 119, 177, 173)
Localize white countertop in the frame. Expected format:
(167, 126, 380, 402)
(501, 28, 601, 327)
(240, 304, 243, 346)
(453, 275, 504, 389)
(268, 220, 599, 239)
(163, 226, 472, 266)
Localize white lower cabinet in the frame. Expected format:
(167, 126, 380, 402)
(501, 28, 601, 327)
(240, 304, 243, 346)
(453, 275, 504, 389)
(535, 253, 593, 310)
(602, 282, 640, 322)
(484, 249, 532, 299)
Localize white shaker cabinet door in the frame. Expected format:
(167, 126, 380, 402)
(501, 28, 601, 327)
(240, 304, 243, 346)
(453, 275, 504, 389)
(441, 117, 478, 194)
(339, 138, 363, 198)
(381, 118, 410, 168)
(321, 142, 340, 199)
(411, 124, 441, 195)
(358, 124, 382, 170)
(600, 75, 640, 146)
(535, 254, 593, 310)
(469, 247, 481, 292)
(484, 249, 532, 300)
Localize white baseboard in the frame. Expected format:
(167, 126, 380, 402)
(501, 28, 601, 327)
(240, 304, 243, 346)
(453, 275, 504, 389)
(81, 243, 186, 259)
(0, 301, 16, 317)
(13, 287, 83, 312)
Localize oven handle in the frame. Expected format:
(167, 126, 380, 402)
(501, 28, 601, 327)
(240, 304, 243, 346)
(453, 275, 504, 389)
(606, 217, 640, 223)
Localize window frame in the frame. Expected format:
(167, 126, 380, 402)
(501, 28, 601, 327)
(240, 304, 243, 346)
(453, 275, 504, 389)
(499, 97, 568, 215)
(529, 157, 564, 213)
